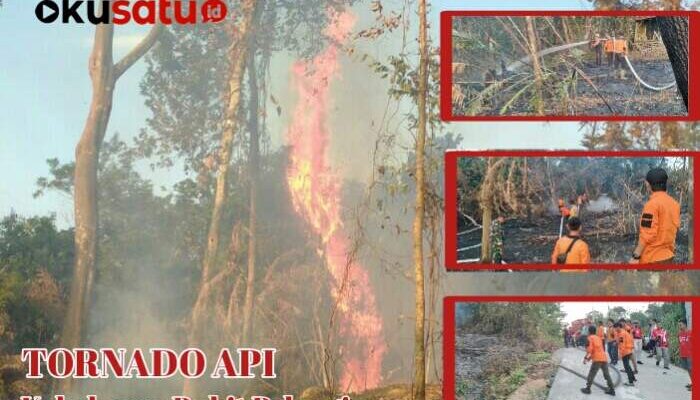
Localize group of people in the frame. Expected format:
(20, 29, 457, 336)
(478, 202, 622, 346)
(549, 167, 681, 265)
(589, 32, 629, 68)
(488, 167, 681, 265)
(575, 317, 692, 396)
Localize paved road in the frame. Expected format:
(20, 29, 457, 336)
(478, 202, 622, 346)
(547, 348, 691, 400)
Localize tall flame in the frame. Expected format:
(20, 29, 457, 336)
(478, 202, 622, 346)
(285, 9, 386, 392)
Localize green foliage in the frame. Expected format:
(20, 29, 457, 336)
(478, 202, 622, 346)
(650, 302, 687, 365)
(455, 380, 470, 399)
(467, 303, 565, 344)
(0, 214, 73, 353)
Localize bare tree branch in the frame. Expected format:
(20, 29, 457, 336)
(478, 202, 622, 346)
(113, 24, 163, 81)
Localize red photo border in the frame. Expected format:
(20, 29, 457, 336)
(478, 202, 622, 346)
(440, 10, 699, 121)
(444, 150, 700, 270)
(443, 296, 700, 400)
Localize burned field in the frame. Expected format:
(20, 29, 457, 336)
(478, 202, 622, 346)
(457, 212, 690, 264)
(455, 156, 693, 265)
(451, 16, 688, 117)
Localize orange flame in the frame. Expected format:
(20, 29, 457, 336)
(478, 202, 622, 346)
(285, 9, 386, 392)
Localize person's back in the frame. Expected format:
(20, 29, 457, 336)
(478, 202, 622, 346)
(588, 334, 607, 362)
(551, 235, 590, 264)
(640, 191, 680, 263)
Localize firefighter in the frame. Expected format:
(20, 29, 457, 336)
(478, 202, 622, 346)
(616, 323, 637, 387)
(581, 325, 616, 396)
(620, 319, 638, 373)
(630, 168, 681, 265)
(489, 216, 505, 264)
(679, 318, 692, 391)
(569, 198, 580, 219)
(551, 217, 590, 265)
(590, 33, 604, 66)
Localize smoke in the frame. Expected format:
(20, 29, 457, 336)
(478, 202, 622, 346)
(586, 194, 616, 213)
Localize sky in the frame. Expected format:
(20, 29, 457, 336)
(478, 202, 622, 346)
(0, 0, 592, 225)
(560, 301, 658, 324)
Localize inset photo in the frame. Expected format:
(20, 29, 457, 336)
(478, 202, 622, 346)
(440, 11, 697, 120)
(444, 151, 698, 270)
(444, 298, 696, 400)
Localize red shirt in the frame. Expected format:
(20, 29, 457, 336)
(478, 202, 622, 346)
(655, 328, 669, 348)
(679, 329, 692, 358)
(632, 327, 643, 339)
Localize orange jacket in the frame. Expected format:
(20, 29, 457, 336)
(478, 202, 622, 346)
(551, 236, 590, 264)
(604, 39, 627, 54)
(639, 191, 680, 263)
(617, 330, 635, 357)
(587, 335, 608, 362)
(596, 326, 605, 340)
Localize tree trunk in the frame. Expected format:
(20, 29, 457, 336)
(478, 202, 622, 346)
(480, 204, 492, 262)
(479, 159, 505, 262)
(657, 16, 688, 110)
(183, 1, 258, 397)
(59, 9, 161, 394)
(525, 17, 544, 115)
(560, 17, 572, 43)
(241, 53, 260, 345)
(59, 21, 115, 396)
(412, 0, 428, 398)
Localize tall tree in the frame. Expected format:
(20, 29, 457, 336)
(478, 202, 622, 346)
(60, 5, 161, 393)
(657, 16, 688, 109)
(182, 1, 260, 397)
(241, 53, 261, 345)
(525, 17, 544, 115)
(412, 0, 429, 398)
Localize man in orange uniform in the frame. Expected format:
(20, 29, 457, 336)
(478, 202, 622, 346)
(630, 168, 680, 265)
(581, 325, 616, 396)
(617, 323, 637, 387)
(620, 319, 638, 373)
(551, 217, 591, 265)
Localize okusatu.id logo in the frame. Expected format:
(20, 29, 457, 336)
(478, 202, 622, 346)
(35, 0, 229, 25)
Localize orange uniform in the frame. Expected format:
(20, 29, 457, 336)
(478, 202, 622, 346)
(618, 329, 635, 358)
(596, 326, 605, 340)
(587, 335, 608, 362)
(604, 39, 628, 54)
(551, 236, 591, 264)
(639, 191, 680, 263)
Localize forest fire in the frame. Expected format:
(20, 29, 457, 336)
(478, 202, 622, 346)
(285, 9, 386, 392)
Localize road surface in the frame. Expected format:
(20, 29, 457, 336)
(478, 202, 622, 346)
(547, 348, 691, 400)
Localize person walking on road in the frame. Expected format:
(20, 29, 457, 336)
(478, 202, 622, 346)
(620, 319, 638, 373)
(581, 325, 616, 396)
(679, 318, 692, 391)
(617, 323, 637, 387)
(607, 319, 619, 365)
(655, 322, 671, 369)
(632, 321, 644, 365)
(648, 319, 659, 359)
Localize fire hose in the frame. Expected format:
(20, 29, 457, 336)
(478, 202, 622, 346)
(623, 55, 677, 91)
